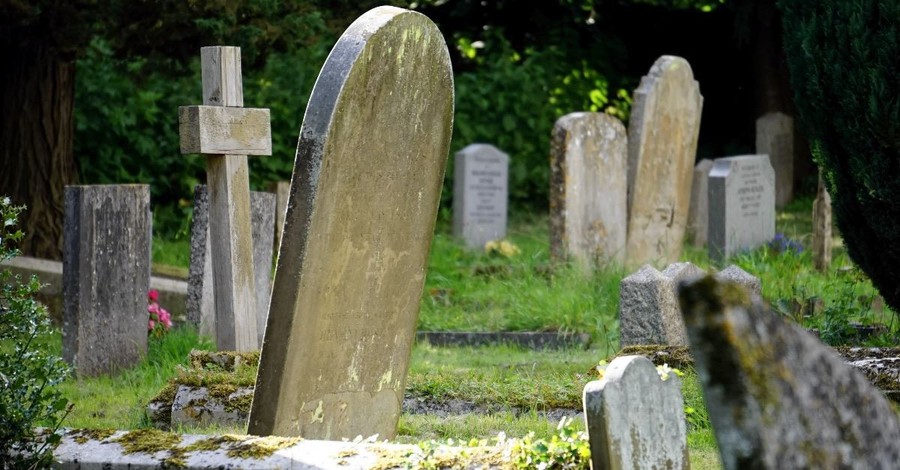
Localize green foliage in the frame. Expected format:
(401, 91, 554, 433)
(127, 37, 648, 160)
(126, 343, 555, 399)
(0, 199, 71, 468)
(506, 418, 590, 469)
(779, 0, 900, 313)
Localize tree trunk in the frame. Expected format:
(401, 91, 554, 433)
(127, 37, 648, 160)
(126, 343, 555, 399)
(0, 35, 78, 261)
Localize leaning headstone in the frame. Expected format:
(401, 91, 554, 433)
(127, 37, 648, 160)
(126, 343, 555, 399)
(687, 158, 714, 247)
(678, 276, 900, 469)
(549, 112, 627, 270)
(186, 185, 275, 346)
(708, 155, 776, 262)
(249, 6, 454, 440)
(812, 172, 832, 272)
(755, 112, 794, 208)
(626, 55, 703, 267)
(63, 185, 151, 377)
(583, 355, 688, 470)
(453, 144, 509, 249)
(179, 46, 272, 351)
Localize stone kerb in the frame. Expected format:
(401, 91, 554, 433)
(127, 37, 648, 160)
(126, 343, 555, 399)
(549, 112, 627, 271)
(453, 143, 510, 249)
(678, 276, 900, 469)
(583, 355, 688, 470)
(708, 155, 776, 263)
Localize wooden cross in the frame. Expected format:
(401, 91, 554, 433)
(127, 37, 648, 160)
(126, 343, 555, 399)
(179, 46, 271, 351)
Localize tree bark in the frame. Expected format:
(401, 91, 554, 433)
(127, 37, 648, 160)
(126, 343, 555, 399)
(0, 35, 78, 261)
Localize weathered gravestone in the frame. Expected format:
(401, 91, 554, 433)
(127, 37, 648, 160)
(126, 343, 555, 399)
(268, 180, 290, 255)
(453, 144, 509, 249)
(179, 46, 272, 351)
(678, 276, 900, 469)
(63, 185, 151, 377)
(620, 262, 759, 347)
(812, 172, 832, 272)
(248, 6, 454, 440)
(549, 112, 627, 270)
(755, 112, 794, 208)
(186, 185, 275, 347)
(708, 155, 776, 262)
(687, 158, 714, 247)
(583, 355, 688, 470)
(626, 55, 703, 268)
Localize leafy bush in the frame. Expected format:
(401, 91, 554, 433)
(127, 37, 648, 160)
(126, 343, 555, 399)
(0, 198, 71, 468)
(779, 0, 900, 312)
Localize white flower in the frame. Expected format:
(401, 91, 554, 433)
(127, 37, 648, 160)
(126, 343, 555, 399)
(4, 218, 14, 227)
(1, 197, 10, 206)
(656, 363, 673, 381)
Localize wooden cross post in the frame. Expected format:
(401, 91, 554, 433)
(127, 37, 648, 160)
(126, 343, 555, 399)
(179, 46, 271, 351)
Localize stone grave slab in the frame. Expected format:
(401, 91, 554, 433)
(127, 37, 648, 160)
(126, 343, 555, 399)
(248, 6, 454, 440)
(755, 112, 793, 208)
(708, 155, 776, 262)
(687, 158, 714, 247)
(453, 143, 509, 249)
(626, 55, 703, 267)
(550, 112, 627, 270)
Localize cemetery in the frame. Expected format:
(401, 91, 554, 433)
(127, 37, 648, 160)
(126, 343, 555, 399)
(2, 1, 900, 469)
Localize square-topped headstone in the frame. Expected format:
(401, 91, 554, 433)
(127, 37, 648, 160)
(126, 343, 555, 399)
(248, 6, 454, 441)
(452, 144, 509, 249)
(708, 155, 776, 262)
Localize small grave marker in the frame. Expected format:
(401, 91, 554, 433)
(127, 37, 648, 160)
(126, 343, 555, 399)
(453, 144, 509, 249)
(755, 112, 794, 208)
(708, 155, 776, 262)
(687, 158, 714, 247)
(178, 46, 272, 351)
(550, 112, 627, 270)
(812, 172, 832, 272)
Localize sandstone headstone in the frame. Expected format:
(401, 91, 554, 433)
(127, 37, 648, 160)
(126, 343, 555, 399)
(583, 355, 688, 470)
(549, 112, 627, 270)
(63, 185, 151, 377)
(755, 112, 793, 208)
(812, 172, 832, 272)
(248, 6, 454, 440)
(678, 276, 900, 469)
(453, 144, 509, 249)
(687, 158, 714, 247)
(186, 185, 275, 346)
(708, 155, 776, 262)
(626, 56, 703, 267)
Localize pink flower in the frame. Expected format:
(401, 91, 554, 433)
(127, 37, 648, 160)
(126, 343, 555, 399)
(148, 319, 156, 331)
(148, 303, 159, 315)
(148, 290, 159, 302)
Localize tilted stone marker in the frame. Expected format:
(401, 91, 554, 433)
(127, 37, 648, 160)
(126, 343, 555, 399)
(812, 172, 832, 272)
(708, 155, 776, 262)
(678, 276, 900, 469)
(268, 180, 290, 255)
(186, 185, 275, 347)
(583, 355, 688, 470)
(550, 112, 627, 270)
(249, 6, 454, 440)
(687, 158, 714, 247)
(179, 46, 272, 351)
(63, 185, 151, 377)
(453, 144, 509, 249)
(626, 55, 703, 267)
(755, 112, 794, 208)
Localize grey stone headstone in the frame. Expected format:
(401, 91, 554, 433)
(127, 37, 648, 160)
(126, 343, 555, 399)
(715, 264, 761, 297)
(186, 185, 275, 347)
(678, 276, 900, 469)
(687, 158, 714, 247)
(812, 173, 832, 272)
(619, 262, 703, 347)
(63, 185, 151, 377)
(755, 112, 793, 208)
(249, 6, 454, 441)
(550, 112, 627, 270)
(708, 155, 776, 262)
(452, 143, 509, 249)
(583, 355, 688, 470)
(626, 56, 703, 268)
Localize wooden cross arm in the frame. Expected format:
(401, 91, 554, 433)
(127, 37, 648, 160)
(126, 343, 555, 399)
(179, 105, 272, 156)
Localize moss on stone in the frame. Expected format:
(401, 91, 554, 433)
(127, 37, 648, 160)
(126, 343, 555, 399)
(612, 345, 694, 371)
(114, 428, 182, 455)
(69, 428, 116, 445)
(151, 383, 179, 406)
(225, 435, 302, 459)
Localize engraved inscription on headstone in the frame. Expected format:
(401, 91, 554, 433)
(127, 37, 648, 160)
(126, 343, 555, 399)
(708, 155, 775, 262)
(453, 144, 509, 249)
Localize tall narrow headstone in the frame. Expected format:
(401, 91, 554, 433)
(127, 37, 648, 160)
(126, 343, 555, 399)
(268, 181, 290, 257)
(550, 112, 627, 270)
(583, 356, 688, 470)
(812, 172, 832, 272)
(755, 112, 794, 208)
(708, 155, 776, 262)
(63, 185, 151, 377)
(249, 6, 454, 440)
(626, 56, 703, 267)
(687, 158, 714, 247)
(179, 46, 272, 351)
(186, 185, 275, 346)
(678, 276, 900, 469)
(453, 144, 509, 249)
